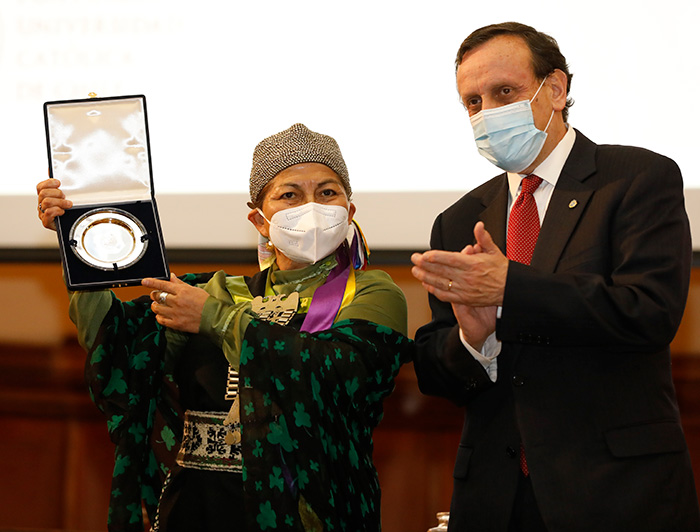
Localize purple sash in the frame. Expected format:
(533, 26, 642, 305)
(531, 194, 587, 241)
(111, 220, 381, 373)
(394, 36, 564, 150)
(300, 247, 352, 333)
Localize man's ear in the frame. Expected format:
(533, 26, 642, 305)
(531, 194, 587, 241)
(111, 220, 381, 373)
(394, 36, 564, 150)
(548, 69, 568, 112)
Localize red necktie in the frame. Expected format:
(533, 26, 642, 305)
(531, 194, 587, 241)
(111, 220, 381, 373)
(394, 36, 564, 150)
(507, 175, 542, 476)
(507, 175, 543, 266)
(519, 444, 530, 476)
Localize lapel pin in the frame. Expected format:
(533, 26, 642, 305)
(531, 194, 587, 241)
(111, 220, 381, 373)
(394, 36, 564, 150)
(568, 199, 578, 209)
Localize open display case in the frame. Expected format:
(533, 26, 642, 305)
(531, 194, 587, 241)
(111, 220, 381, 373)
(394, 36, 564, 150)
(44, 95, 169, 290)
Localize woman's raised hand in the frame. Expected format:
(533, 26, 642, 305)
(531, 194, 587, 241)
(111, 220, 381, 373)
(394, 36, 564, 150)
(36, 178, 73, 231)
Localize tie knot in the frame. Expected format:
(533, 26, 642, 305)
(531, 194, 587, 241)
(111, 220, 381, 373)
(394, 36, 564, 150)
(521, 175, 543, 195)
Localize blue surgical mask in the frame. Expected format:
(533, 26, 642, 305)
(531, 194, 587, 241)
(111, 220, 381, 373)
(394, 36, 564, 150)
(470, 77, 554, 173)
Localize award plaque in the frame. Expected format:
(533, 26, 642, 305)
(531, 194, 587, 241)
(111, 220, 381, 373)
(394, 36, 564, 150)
(44, 95, 169, 290)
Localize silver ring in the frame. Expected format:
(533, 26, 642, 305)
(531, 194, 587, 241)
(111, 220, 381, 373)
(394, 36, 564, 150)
(39, 202, 45, 214)
(447, 280, 453, 290)
(159, 291, 168, 304)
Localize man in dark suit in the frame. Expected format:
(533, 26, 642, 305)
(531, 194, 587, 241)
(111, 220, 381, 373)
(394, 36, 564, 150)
(411, 22, 700, 531)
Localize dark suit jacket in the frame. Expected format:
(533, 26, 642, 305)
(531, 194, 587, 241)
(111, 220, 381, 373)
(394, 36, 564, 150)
(414, 130, 700, 531)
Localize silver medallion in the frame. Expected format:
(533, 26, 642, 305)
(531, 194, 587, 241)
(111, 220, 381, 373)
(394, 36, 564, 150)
(69, 208, 148, 270)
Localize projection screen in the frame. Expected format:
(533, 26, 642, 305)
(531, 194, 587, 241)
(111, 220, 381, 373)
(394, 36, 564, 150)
(3, 0, 699, 256)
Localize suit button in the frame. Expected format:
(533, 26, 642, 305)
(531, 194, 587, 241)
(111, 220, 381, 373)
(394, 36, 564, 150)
(506, 446, 517, 458)
(512, 375, 525, 387)
(465, 378, 477, 391)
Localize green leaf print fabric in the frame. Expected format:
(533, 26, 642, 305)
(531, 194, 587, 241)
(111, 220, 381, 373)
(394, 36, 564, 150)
(240, 318, 412, 531)
(85, 273, 215, 532)
(84, 269, 412, 531)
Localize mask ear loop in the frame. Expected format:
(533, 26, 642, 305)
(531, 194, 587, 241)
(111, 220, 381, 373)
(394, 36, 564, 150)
(256, 208, 271, 224)
(529, 74, 549, 102)
(542, 109, 555, 133)
(530, 74, 555, 134)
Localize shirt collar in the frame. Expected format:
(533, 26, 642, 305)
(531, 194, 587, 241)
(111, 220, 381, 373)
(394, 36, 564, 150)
(507, 125, 576, 196)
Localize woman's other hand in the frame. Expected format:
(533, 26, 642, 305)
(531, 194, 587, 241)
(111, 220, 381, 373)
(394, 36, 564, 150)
(143, 274, 210, 333)
(37, 178, 72, 231)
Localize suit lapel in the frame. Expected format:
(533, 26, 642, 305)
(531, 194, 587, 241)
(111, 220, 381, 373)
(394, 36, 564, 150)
(531, 130, 598, 273)
(479, 175, 509, 253)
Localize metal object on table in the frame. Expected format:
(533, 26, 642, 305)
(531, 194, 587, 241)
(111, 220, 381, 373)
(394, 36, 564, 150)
(428, 512, 450, 532)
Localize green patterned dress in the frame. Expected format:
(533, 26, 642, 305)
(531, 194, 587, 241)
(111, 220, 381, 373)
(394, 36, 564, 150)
(71, 255, 412, 531)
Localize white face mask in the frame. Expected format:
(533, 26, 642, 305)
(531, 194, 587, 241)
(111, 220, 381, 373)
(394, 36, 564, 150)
(258, 203, 350, 264)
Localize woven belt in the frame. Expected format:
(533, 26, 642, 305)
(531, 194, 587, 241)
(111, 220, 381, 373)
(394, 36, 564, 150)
(176, 410, 242, 472)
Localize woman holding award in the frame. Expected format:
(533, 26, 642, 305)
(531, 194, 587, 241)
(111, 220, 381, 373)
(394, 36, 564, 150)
(37, 123, 411, 532)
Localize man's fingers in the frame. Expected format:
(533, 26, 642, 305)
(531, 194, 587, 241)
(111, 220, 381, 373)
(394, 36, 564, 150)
(413, 265, 459, 295)
(412, 259, 467, 283)
(473, 221, 498, 253)
(414, 250, 471, 270)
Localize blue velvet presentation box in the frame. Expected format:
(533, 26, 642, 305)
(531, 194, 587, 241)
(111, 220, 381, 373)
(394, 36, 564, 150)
(44, 95, 169, 290)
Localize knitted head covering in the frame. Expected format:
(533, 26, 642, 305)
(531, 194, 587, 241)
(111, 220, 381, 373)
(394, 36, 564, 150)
(249, 123, 351, 205)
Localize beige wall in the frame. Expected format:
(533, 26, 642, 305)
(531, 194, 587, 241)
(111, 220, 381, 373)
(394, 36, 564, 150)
(2, 261, 699, 354)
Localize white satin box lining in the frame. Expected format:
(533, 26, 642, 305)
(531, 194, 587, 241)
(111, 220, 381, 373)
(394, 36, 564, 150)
(45, 96, 152, 207)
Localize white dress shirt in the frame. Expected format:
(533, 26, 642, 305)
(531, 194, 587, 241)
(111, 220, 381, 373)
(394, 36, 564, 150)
(461, 126, 577, 382)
